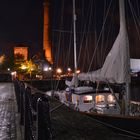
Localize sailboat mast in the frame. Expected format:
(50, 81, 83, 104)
(119, 0, 127, 31)
(73, 0, 77, 73)
(119, 0, 130, 115)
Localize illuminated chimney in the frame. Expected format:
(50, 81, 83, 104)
(43, 0, 53, 64)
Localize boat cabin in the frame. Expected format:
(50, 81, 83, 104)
(61, 86, 121, 114)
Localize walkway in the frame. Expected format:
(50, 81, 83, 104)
(0, 83, 23, 140)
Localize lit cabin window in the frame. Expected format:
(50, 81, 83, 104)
(83, 95, 93, 103)
(107, 94, 116, 105)
(95, 95, 105, 104)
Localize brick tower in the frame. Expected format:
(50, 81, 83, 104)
(43, 0, 53, 64)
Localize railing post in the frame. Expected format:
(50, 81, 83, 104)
(36, 94, 52, 140)
(13, 78, 20, 112)
(24, 87, 35, 140)
(20, 82, 25, 125)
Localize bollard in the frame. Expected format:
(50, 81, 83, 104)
(13, 78, 21, 112)
(20, 82, 25, 125)
(36, 94, 52, 140)
(24, 87, 35, 140)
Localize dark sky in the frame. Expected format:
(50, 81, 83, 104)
(0, 0, 140, 72)
(49, 0, 140, 72)
(0, 0, 43, 56)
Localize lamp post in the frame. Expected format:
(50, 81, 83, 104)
(56, 68, 62, 79)
(67, 67, 72, 76)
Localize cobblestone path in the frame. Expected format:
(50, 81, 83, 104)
(0, 83, 16, 140)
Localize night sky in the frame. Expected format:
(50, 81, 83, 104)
(0, 0, 43, 56)
(50, 0, 140, 72)
(0, 0, 140, 72)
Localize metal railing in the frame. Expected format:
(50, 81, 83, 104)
(14, 78, 52, 140)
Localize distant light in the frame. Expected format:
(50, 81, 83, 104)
(21, 65, 27, 70)
(11, 71, 17, 76)
(44, 66, 52, 71)
(7, 68, 10, 71)
(44, 67, 49, 71)
(67, 68, 72, 72)
(0, 55, 5, 64)
(48, 67, 52, 70)
(56, 68, 62, 74)
(76, 69, 80, 74)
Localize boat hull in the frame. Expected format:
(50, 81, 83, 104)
(82, 112, 140, 139)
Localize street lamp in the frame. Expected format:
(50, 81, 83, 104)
(56, 68, 62, 74)
(56, 68, 62, 79)
(67, 67, 72, 76)
(48, 67, 52, 70)
(76, 69, 80, 74)
(21, 65, 27, 70)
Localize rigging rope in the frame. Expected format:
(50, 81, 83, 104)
(88, 0, 113, 72)
(128, 0, 140, 42)
(78, 0, 94, 71)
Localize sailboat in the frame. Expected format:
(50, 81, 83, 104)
(46, 0, 140, 138)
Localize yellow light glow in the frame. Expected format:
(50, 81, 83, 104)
(0, 55, 5, 64)
(83, 95, 93, 103)
(107, 94, 115, 104)
(56, 68, 62, 74)
(20, 60, 36, 72)
(95, 95, 105, 103)
(21, 65, 27, 70)
(76, 70, 80, 74)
